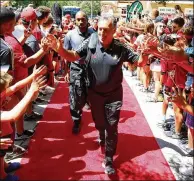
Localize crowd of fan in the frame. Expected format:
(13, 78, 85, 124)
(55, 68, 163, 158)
(114, 7, 194, 176)
(0, 2, 193, 180)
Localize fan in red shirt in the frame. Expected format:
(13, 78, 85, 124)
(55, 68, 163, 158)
(5, 35, 28, 83)
(170, 17, 185, 36)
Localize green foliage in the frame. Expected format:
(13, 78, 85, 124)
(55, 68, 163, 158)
(11, 0, 48, 8)
(11, 0, 101, 17)
(80, 1, 101, 17)
(46, 1, 81, 8)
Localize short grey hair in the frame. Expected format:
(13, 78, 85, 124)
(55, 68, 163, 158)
(98, 16, 117, 28)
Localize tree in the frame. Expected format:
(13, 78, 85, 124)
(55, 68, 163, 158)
(80, 1, 101, 17)
(12, 0, 49, 8)
(11, 0, 101, 17)
(46, 1, 81, 8)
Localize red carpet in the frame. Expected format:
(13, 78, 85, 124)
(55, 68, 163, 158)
(17, 80, 175, 180)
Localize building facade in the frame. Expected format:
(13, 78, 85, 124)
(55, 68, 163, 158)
(101, 1, 193, 18)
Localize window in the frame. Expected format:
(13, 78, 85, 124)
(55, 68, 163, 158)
(122, 8, 127, 14)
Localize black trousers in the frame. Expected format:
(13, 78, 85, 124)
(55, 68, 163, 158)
(69, 66, 87, 123)
(88, 86, 123, 160)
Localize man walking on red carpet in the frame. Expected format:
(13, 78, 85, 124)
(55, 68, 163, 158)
(46, 16, 139, 175)
(63, 11, 94, 134)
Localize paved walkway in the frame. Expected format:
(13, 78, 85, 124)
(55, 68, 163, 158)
(12, 71, 193, 180)
(123, 69, 193, 180)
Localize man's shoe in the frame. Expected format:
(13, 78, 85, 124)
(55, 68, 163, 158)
(102, 160, 115, 175)
(0, 174, 19, 181)
(4, 145, 26, 162)
(24, 111, 43, 121)
(72, 122, 81, 134)
(15, 130, 34, 141)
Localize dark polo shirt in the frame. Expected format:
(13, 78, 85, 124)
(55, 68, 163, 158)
(76, 37, 139, 93)
(0, 36, 13, 74)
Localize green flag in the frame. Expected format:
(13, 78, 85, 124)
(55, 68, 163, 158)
(127, 0, 143, 22)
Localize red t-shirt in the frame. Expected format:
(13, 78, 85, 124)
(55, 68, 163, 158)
(5, 35, 28, 82)
(161, 59, 187, 88)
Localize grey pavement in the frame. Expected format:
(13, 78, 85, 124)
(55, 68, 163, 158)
(123, 69, 193, 181)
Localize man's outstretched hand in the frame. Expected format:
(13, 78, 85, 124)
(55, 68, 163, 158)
(46, 34, 63, 52)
